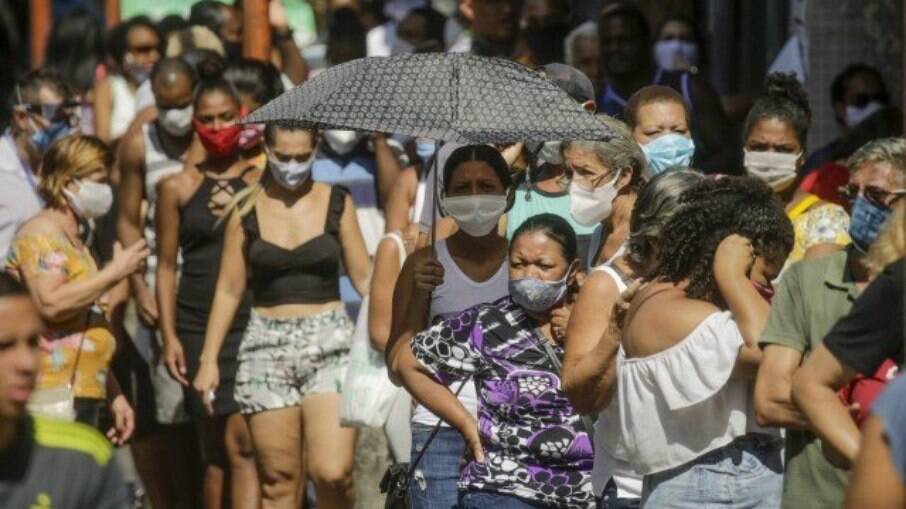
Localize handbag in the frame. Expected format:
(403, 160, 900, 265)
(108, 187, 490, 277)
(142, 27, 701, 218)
(28, 330, 86, 421)
(380, 376, 474, 509)
(340, 232, 409, 428)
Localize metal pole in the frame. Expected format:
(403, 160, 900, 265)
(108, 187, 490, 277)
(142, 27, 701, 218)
(242, 0, 272, 61)
(105, 0, 121, 29)
(29, 0, 51, 69)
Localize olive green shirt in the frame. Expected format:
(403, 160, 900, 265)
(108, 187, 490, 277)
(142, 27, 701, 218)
(759, 249, 859, 509)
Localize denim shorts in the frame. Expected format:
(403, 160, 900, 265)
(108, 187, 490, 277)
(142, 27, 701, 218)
(409, 424, 466, 509)
(641, 434, 783, 509)
(235, 308, 352, 414)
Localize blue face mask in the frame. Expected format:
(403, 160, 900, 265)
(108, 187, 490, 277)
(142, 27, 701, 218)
(31, 120, 71, 154)
(509, 275, 569, 313)
(849, 196, 892, 253)
(416, 138, 437, 163)
(641, 133, 695, 175)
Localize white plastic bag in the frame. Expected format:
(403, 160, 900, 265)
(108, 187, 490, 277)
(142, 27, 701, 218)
(341, 232, 408, 428)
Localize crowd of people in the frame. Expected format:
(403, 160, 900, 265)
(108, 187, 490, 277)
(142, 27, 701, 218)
(1, 1, 906, 508)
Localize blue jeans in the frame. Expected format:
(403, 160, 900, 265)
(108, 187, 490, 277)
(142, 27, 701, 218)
(641, 434, 783, 508)
(409, 424, 466, 509)
(459, 490, 547, 508)
(599, 479, 641, 509)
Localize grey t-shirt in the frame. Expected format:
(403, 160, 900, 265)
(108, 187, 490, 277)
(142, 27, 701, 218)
(0, 416, 128, 508)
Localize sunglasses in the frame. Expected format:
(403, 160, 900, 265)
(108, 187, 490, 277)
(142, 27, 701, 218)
(839, 183, 906, 208)
(17, 102, 80, 123)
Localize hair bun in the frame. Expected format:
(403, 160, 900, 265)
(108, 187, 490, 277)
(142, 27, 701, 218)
(764, 72, 811, 120)
(196, 54, 226, 81)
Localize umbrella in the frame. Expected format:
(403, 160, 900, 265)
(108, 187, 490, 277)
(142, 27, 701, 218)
(244, 53, 613, 143)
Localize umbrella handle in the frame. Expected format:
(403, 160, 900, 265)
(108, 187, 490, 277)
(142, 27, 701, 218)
(430, 140, 440, 252)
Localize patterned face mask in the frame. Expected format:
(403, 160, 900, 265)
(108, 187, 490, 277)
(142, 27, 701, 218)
(509, 274, 569, 313)
(849, 196, 892, 252)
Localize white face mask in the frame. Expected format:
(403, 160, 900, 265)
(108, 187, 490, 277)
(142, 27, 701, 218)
(568, 171, 621, 226)
(538, 141, 564, 166)
(654, 40, 699, 72)
(268, 156, 315, 190)
(442, 194, 507, 237)
(64, 179, 114, 220)
(845, 101, 883, 129)
(158, 105, 194, 136)
(323, 130, 365, 155)
(744, 150, 800, 191)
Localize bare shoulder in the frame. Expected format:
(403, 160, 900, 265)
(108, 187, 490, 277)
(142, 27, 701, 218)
(624, 283, 721, 356)
(580, 270, 621, 302)
(158, 169, 199, 201)
(17, 212, 65, 237)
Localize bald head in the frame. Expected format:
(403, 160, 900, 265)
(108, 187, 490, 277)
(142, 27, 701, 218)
(151, 58, 196, 108)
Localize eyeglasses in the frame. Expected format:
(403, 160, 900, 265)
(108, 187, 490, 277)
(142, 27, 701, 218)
(16, 101, 80, 123)
(570, 166, 618, 190)
(839, 183, 906, 208)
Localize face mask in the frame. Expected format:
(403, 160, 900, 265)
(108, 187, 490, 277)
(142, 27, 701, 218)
(509, 274, 570, 313)
(64, 180, 113, 220)
(845, 101, 884, 129)
(744, 149, 800, 191)
(268, 157, 315, 190)
(751, 280, 775, 303)
(323, 130, 365, 155)
(158, 106, 194, 136)
(849, 196, 892, 253)
(642, 134, 695, 175)
(538, 141, 564, 166)
(654, 40, 699, 72)
(30, 120, 71, 154)
(568, 171, 621, 227)
(416, 138, 436, 162)
(194, 119, 242, 158)
(442, 194, 507, 237)
(238, 123, 265, 151)
(124, 62, 153, 84)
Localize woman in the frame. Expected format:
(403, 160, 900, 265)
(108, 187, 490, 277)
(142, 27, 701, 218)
(617, 177, 793, 507)
(396, 213, 594, 508)
(156, 77, 260, 507)
(624, 86, 695, 176)
(223, 58, 285, 169)
(193, 121, 371, 509)
(653, 16, 700, 73)
(743, 72, 850, 265)
(94, 16, 162, 144)
(5, 134, 148, 441)
(387, 144, 514, 509)
(563, 169, 703, 507)
(563, 117, 647, 269)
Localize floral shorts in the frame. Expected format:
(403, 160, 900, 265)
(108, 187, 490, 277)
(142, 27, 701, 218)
(235, 308, 352, 414)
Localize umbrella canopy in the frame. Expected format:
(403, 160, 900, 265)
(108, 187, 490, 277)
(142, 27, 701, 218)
(245, 53, 613, 144)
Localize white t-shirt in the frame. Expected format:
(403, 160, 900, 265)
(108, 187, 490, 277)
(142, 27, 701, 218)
(0, 133, 42, 260)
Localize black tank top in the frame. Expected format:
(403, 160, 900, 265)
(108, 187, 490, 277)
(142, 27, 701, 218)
(241, 185, 347, 307)
(177, 168, 255, 310)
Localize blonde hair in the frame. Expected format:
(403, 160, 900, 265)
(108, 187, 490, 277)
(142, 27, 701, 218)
(38, 134, 113, 208)
(216, 178, 267, 229)
(865, 199, 906, 277)
(165, 26, 225, 57)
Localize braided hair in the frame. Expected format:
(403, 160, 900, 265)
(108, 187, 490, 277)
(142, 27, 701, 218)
(650, 176, 793, 305)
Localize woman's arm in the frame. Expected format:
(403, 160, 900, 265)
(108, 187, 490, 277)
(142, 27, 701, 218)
(562, 270, 621, 414)
(192, 211, 248, 412)
(844, 415, 906, 509)
(386, 248, 441, 383)
(269, 0, 308, 85)
(155, 176, 188, 385)
(792, 343, 861, 467)
(753, 345, 810, 428)
(384, 168, 417, 233)
(93, 78, 113, 144)
(372, 134, 403, 209)
(368, 236, 402, 352)
(338, 193, 372, 297)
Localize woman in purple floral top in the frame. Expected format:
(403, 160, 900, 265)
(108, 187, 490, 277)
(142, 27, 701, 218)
(395, 214, 595, 509)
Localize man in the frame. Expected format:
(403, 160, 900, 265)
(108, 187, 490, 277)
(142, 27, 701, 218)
(449, 0, 522, 59)
(804, 63, 891, 173)
(565, 21, 601, 95)
(1, 70, 77, 258)
(0, 273, 128, 507)
(755, 137, 906, 509)
(596, 2, 730, 172)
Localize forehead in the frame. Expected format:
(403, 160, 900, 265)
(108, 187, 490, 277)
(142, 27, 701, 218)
(564, 145, 605, 166)
(0, 296, 42, 336)
(35, 84, 64, 104)
(637, 100, 687, 125)
(197, 89, 238, 110)
(153, 71, 193, 95)
(850, 160, 905, 187)
(660, 20, 694, 37)
(271, 129, 316, 149)
(601, 14, 644, 39)
(748, 117, 799, 143)
(127, 25, 159, 44)
(512, 230, 565, 259)
(449, 160, 498, 182)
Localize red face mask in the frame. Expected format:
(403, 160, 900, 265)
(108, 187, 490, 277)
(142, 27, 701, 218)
(193, 119, 242, 158)
(751, 280, 775, 303)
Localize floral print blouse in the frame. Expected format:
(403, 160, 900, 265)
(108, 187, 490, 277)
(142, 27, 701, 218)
(410, 296, 595, 508)
(787, 198, 851, 265)
(6, 233, 115, 399)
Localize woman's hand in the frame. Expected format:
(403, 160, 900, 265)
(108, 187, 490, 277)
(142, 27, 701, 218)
(163, 339, 189, 386)
(108, 240, 151, 282)
(107, 395, 135, 446)
(713, 234, 755, 281)
(460, 416, 485, 463)
(550, 304, 572, 343)
(412, 256, 444, 293)
(193, 362, 220, 416)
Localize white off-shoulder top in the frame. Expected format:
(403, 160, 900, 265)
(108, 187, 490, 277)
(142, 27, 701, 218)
(615, 310, 778, 475)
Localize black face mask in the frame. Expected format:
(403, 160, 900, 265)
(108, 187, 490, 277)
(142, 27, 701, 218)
(224, 41, 243, 62)
(526, 23, 571, 64)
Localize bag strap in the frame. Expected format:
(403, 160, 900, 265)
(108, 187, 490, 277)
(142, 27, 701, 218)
(383, 231, 407, 269)
(535, 330, 596, 435)
(406, 375, 474, 478)
(788, 194, 820, 221)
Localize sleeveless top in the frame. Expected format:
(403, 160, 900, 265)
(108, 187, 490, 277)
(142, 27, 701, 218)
(177, 169, 254, 310)
(142, 122, 185, 283)
(242, 185, 347, 307)
(411, 239, 509, 427)
(108, 76, 137, 140)
(598, 68, 694, 119)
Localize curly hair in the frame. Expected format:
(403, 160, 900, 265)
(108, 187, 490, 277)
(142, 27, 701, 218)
(650, 176, 793, 305)
(744, 72, 811, 150)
